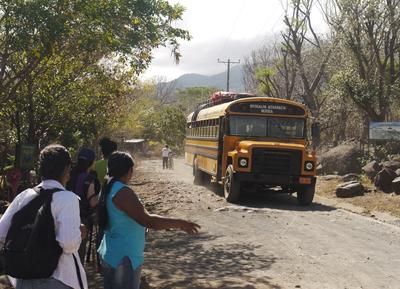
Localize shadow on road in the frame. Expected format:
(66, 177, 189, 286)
(144, 231, 281, 289)
(208, 183, 336, 213)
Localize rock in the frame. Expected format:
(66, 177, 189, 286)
(374, 168, 397, 193)
(362, 161, 382, 180)
(341, 173, 360, 182)
(382, 160, 400, 171)
(335, 181, 364, 198)
(392, 177, 400, 195)
(319, 174, 341, 181)
(318, 144, 363, 175)
(389, 154, 400, 162)
(396, 169, 400, 176)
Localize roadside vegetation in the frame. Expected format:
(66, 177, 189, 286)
(243, 0, 400, 147)
(0, 0, 190, 158)
(1, 0, 400, 216)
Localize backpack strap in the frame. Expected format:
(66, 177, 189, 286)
(73, 253, 84, 289)
(34, 186, 83, 289)
(32, 186, 62, 195)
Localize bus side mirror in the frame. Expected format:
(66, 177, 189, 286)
(311, 122, 320, 148)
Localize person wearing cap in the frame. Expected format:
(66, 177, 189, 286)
(67, 148, 100, 264)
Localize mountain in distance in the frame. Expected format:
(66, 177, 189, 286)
(171, 64, 244, 92)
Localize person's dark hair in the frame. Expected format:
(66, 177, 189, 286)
(99, 137, 117, 159)
(67, 148, 95, 192)
(38, 145, 71, 181)
(98, 151, 134, 230)
(75, 148, 95, 174)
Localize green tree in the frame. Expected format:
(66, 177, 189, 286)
(142, 106, 187, 148)
(175, 87, 218, 113)
(328, 0, 400, 121)
(0, 0, 190, 153)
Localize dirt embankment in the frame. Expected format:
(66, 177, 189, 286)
(317, 176, 400, 219)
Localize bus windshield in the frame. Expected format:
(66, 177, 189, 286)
(229, 115, 305, 138)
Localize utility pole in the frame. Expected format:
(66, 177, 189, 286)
(218, 58, 240, 91)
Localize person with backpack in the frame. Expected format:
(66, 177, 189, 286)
(67, 148, 100, 264)
(97, 151, 200, 289)
(0, 144, 87, 289)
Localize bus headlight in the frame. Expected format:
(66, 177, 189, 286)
(305, 161, 314, 171)
(239, 158, 248, 168)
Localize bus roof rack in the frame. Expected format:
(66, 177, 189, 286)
(194, 91, 258, 111)
(191, 91, 259, 122)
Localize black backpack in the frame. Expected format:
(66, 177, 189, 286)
(67, 171, 100, 226)
(3, 187, 63, 279)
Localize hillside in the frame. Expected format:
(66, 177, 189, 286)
(171, 65, 244, 92)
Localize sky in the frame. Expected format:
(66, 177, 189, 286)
(141, 0, 326, 81)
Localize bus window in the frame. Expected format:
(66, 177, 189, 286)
(268, 118, 305, 139)
(228, 116, 305, 138)
(229, 116, 267, 137)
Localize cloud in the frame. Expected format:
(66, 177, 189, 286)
(141, 0, 328, 81)
(143, 34, 275, 81)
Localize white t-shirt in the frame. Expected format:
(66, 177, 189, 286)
(0, 180, 88, 289)
(162, 147, 171, 158)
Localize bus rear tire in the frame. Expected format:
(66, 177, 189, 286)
(224, 165, 240, 203)
(297, 185, 315, 206)
(194, 159, 206, 186)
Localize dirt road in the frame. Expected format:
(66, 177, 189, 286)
(133, 158, 400, 289)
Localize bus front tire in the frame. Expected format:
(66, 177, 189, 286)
(224, 165, 240, 203)
(297, 185, 315, 206)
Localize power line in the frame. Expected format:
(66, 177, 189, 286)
(218, 58, 240, 92)
(219, 0, 247, 56)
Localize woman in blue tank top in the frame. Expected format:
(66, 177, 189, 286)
(97, 152, 200, 289)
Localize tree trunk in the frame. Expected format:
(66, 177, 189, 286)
(27, 76, 36, 145)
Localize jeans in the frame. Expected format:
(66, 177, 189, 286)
(101, 256, 142, 289)
(162, 157, 169, 169)
(16, 278, 72, 289)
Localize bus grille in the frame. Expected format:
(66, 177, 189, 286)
(252, 148, 302, 175)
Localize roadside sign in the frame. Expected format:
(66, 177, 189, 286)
(369, 122, 400, 140)
(19, 144, 36, 169)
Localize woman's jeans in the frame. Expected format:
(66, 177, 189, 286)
(16, 278, 72, 289)
(102, 256, 142, 289)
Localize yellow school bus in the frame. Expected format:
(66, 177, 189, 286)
(185, 93, 317, 205)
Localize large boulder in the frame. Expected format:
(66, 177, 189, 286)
(382, 160, 400, 171)
(362, 161, 382, 180)
(374, 168, 397, 193)
(319, 174, 341, 181)
(318, 144, 363, 175)
(341, 173, 360, 182)
(396, 169, 400, 176)
(393, 177, 400, 195)
(335, 181, 364, 198)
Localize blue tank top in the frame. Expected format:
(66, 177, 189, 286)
(98, 181, 146, 269)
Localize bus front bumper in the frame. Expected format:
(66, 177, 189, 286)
(234, 172, 316, 186)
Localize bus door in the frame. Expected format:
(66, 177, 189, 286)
(217, 116, 226, 181)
